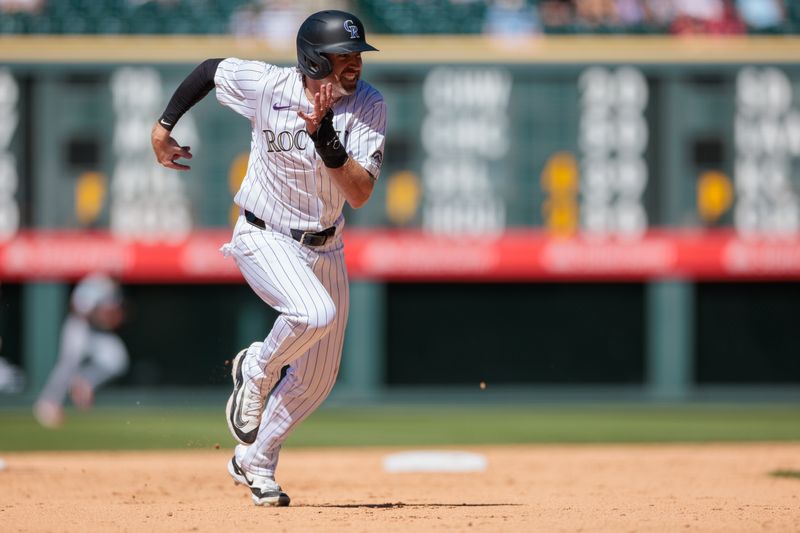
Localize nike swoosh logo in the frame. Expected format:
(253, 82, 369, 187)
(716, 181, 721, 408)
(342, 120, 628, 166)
(272, 103, 292, 110)
(232, 459, 254, 486)
(159, 119, 172, 127)
(234, 396, 247, 428)
(232, 359, 249, 429)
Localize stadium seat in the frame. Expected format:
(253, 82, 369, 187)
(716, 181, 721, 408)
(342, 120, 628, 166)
(0, 0, 796, 35)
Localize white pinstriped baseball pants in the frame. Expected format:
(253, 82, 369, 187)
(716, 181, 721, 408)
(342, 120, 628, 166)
(222, 215, 349, 478)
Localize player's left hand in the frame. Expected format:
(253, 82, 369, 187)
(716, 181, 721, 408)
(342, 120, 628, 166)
(298, 83, 334, 135)
(151, 122, 193, 171)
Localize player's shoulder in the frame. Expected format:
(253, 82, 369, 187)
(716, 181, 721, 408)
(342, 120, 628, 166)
(269, 64, 304, 82)
(217, 58, 286, 80)
(354, 80, 385, 108)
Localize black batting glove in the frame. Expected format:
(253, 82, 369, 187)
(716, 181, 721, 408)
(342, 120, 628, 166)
(310, 110, 348, 168)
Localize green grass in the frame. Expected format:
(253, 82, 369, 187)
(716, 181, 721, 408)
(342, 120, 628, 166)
(1, 405, 799, 451)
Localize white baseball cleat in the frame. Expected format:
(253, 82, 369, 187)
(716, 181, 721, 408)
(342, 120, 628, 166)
(228, 456, 290, 507)
(225, 348, 264, 445)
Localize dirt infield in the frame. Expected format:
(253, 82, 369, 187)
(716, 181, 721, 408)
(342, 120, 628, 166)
(2, 444, 799, 532)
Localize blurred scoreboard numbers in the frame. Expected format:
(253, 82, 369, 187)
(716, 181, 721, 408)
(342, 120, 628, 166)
(110, 67, 194, 243)
(421, 67, 511, 236)
(0, 68, 19, 242)
(578, 66, 649, 240)
(734, 67, 800, 239)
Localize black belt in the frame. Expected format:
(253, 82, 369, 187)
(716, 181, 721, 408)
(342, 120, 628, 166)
(244, 210, 336, 247)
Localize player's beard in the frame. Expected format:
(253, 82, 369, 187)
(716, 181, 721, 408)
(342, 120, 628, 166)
(336, 70, 360, 96)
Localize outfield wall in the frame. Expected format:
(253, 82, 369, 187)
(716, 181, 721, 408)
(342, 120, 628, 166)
(1, 36, 799, 403)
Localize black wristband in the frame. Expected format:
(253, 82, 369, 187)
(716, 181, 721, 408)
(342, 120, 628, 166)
(310, 110, 348, 168)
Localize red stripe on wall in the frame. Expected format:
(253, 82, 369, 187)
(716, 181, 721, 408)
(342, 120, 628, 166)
(1, 229, 799, 283)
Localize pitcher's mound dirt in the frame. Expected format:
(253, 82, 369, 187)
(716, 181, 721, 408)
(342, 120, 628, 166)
(2, 444, 799, 532)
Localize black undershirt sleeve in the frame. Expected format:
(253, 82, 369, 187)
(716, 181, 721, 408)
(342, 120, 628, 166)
(157, 58, 224, 131)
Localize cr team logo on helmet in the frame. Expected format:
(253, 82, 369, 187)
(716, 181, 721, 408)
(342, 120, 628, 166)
(296, 10, 378, 80)
(343, 20, 360, 39)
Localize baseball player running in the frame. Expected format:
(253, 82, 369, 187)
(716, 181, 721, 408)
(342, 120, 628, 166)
(151, 10, 386, 506)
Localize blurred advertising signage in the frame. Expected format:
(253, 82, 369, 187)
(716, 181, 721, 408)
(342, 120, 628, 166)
(0, 231, 236, 282)
(1, 230, 800, 282)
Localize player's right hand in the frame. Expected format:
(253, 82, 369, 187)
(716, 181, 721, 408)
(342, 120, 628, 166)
(151, 122, 193, 171)
(298, 82, 334, 135)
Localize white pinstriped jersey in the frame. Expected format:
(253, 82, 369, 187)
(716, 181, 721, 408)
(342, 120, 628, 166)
(214, 58, 387, 233)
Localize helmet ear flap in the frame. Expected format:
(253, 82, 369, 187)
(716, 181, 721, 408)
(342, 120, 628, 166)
(308, 51, 332, 80)
(298, 41, 333, 79)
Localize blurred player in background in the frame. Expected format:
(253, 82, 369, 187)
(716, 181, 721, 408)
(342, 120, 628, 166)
(33, 273, 129, 428)
(0, 352, 25, 394)
(151, 9, 386, 506)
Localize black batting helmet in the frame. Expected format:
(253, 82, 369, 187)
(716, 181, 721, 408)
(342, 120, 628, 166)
(296, 10, 378, 80)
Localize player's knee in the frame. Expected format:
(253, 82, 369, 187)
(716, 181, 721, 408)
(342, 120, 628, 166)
(306, 301, 337, 334)
(306, 311, 336, 338)
(286, 304, 336, 343)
